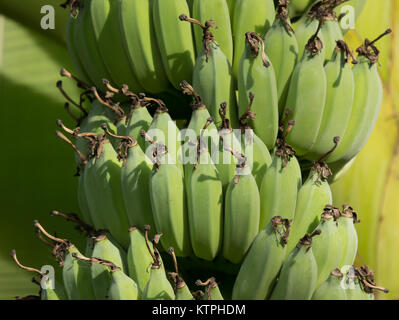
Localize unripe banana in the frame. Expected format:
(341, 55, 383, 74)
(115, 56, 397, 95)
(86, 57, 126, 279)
(311, 268, 347, 300)
(145, 136, 191, 257)
(103, 127, 155, 232)
(192, 0, 233, 63)
(146, 100, 183, 172)
(168, 248, 194, 300)
(196, 277, 224, 300)
(306, 40, 355, 160)
(285, 21, 327, 156)
(119, 0, 170, 93)
(270, 230, 321, 300)
(153, 0, 196, 89)
(11, 249, 68, 300)
(326, 30, 391, 163)
(232, 216, 290, 300)
(264, 1, 299, 114)
(337, 205, 359, 268)
(90, 0, 144, 92)
(71, 0, 114, 91)
(183, 15, 237, 128)
(294, 2, 326, 61)
(259, 120, 299, 230)
(223, 157, 260, 264)
(232, 0, 275, 80)
(107, 266, 138, 300)
(33, 221, 95, 300)
(286, 141, 338, 255)
(65, 13, 91, 84)
(311, 208, 343, 288)
(188, 132, 223, 261)
(89, 234, 128, 300)
(142, 231, 175, 300)
(225, 0, 235, 19)
(238, 96, 272, 188)
(238, 32, 279, 149)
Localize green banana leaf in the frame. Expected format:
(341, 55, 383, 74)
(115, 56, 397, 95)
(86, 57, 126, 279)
(0, 13, 85, 299)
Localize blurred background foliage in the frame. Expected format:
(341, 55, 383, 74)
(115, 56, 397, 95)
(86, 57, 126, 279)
(0, 0, 398, 299)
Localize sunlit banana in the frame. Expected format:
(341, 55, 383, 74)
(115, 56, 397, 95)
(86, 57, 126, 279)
(192, 0, 233, 63)
(337, 204, 359, 268)
(181, 15, 237, 128)
(286, 139, 338, 255)
(153, 0, 196, 89)
(311, 207, 343, 288)
(232, 0, 275, 80)
(270, 230, 321, 300)
(232, 216, 290, 300)
(264, 0, 299, 114)
(326, 30, 391, 163)
(285, 20, 327, 156)
(238, 32, 279, 149)
(11, 249, 68, 300)
(306, 40, 355, 160)
(119, 0, 170, 93)
(312, 268, 347, 300)
(144, 133, 191, 257)
(223, 154, 260, 264)
(259, 119, 299, 230)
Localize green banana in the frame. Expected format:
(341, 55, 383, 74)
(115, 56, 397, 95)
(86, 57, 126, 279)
(326, 30, 391, 163)
(90, 0, 144, 92)
(142, 231, 175, 300)
(270, 230, 321, 300)
(238, 32, 279, 149)
(65, 13, 91, 84)
(119, 0, 170, 93)
(146, 100, 183, 172)
(232, 0, 275, 80)
(192, 0, 233, 63)
(264, 0, 299, 114)
(79, 130, 130, 248)
(225, 0, 235, 20)
(216, 103, 242, 192)
(102, 126, 155, 232)
(286, 141, 338, 255)
(183, 15, 237, 128)
(294, 2, 326, 61)
(107, 266, 139, 300)
(238, 94, 272, 189)
(71, 0, 113, 91)
(153, 0, 196, 89)
(11, 250, 68, 300)
(311, 268, 347, 300)
(259, 119, 299, 230)
(34, 221, 95, 300)
(337, 204, 359, 268)
(187, 127, 223, 261)
(232, 216, 290, 300)
(127, 227, 154, 296)
(89, 234, 128, 300)
(223, 155, 260, 264)
(196, 277, 224, 300)
(311, 207, 343, 288)
(306, 40, 355, 160)
(168, 248, 194, 300)
(145, 135, 191, 257)
(285, 20, 327, 156)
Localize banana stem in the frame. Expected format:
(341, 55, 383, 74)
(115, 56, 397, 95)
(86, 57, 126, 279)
(276, 0, 294, 33)
(102, 79, 120, 94)
(91, 86, 125, 118)
(56, 80, 88, 117)
(60, 67, 90, 90)
(239, 92, 256, 130)
(143, 225, 160, 268)
(55, 130, 88, 164)
(245, 32, 270, 67)
(11, 250, 45, 277)
(317, 136, 340, 163)
(50, 210, 97, 237)
(33, 220, 67, 245)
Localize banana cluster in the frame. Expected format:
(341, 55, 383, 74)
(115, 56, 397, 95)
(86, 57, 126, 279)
(11, 0, 391, 300)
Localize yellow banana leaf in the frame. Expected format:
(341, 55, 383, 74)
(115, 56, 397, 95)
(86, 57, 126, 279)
(332, 0, 399, 299)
